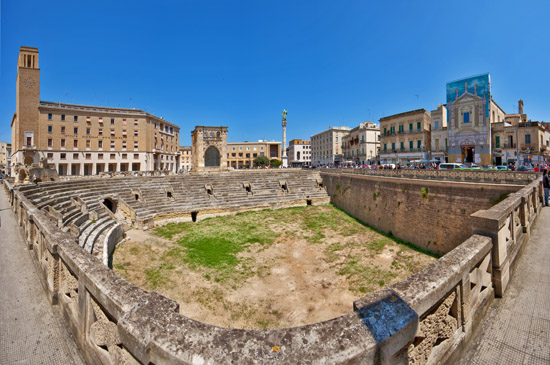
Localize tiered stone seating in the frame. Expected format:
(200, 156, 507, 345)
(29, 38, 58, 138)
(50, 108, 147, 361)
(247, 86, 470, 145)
(17, 170, 330, 257)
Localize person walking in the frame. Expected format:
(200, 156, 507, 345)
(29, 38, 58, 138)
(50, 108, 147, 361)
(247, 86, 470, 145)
(543, 169, 549, 207)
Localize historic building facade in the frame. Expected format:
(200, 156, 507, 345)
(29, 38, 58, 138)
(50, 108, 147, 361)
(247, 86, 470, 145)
(226, 140, 281, 168)
(286, 139, 311, 167)
(341, 122, 380, 165)
(430, 105, 448, 162)
(10, 47, 180, 176)
(178, 146, 192, 172)
(379, 109, 431, 164)
(191, 126, 228, 172)
(311, 127, 350, 167)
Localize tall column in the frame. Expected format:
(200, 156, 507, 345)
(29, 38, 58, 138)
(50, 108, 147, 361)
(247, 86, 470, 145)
(282, 109, 288, 167)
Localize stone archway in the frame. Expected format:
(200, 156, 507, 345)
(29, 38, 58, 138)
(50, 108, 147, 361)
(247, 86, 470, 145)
(204, 146, 221, 167)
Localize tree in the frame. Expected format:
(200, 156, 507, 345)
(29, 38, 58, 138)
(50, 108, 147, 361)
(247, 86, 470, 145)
(253, 155, 270, 167)
(270, 159, 282, 167)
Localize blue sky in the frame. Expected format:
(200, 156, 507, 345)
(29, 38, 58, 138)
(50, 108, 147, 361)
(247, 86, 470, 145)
(1, 0, 549, 146)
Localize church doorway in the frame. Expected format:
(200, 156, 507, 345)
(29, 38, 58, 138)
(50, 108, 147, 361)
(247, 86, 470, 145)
(204, 146, 220, 167)
(462, 146, 475, 163)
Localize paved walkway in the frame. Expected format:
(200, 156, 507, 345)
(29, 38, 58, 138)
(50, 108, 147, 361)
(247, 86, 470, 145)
(460, 205, 550, 364)
(0, 188, 84, 365)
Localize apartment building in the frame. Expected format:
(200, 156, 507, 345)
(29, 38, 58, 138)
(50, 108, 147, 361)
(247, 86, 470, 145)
(341, 122, 380, 165)
(286, 139, 311, 167)
(226, 140, 281, 168)
(311, 127, 350, 167)
(10, 46, 180, 176)
(179, 146, 192, 172)
(0, 142, 12, 175)
(379, 109, 431, 164)
(430, 105, 448, 162)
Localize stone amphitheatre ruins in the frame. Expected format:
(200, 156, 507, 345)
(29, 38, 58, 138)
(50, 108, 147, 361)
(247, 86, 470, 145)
(3, 165, 544, 364)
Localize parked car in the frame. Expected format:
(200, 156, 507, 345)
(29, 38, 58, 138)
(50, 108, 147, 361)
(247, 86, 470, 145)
(438, 163, 468, 170)
(517, 165, 534, 172)
(495, 165, 509, 171)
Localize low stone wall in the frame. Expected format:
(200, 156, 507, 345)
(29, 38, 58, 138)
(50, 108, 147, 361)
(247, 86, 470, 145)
(321, 168, 539, 184)
(322, 172, 520, 255)
(3, 176, 543, 364)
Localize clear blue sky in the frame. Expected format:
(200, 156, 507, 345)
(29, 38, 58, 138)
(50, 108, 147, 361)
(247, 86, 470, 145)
(1, 0, 549, 146)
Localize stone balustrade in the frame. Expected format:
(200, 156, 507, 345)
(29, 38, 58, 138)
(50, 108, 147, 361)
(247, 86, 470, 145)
(2, 172, 544, 364)
(321, 167, 539, 184)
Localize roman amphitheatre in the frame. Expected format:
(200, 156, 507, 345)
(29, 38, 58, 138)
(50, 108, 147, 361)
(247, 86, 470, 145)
(6, 166, 544, 364)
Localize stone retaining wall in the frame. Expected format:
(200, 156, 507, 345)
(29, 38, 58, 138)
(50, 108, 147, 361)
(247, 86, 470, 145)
(322, 172, 520, 255)
(3, 173, 544, 364)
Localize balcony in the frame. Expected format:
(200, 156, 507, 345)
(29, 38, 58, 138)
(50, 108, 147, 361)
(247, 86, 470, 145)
(502, 142, 516, 149)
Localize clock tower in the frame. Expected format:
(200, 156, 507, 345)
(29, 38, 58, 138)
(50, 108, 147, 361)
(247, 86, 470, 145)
(12, 46, 40, 167)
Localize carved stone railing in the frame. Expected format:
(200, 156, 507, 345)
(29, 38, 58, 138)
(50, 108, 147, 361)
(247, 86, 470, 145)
(2, 175, 543, 364)
(471, 179, 542, 296)
(321, 168, 539, 184)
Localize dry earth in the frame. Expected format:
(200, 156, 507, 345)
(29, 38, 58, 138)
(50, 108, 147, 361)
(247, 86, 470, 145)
(113, 205, 436, 330)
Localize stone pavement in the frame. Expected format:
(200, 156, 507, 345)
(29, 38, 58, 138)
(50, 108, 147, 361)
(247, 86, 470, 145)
(0, 188, 84, 365)
(459, 205, 550, 364)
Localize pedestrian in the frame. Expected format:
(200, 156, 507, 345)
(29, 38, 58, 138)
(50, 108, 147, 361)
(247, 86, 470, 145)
(543, 169, 549, 207)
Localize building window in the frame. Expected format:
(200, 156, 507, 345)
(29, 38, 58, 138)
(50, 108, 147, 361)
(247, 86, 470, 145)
(134, 119, 138, 126)
(417, 121, 421, 130)
(48, 125, 53, 133)
(111, 141, 115, 150)
(61, 126, 66, 134)
(73, 140, 78, 148)
(133, 154, 139, 159)
(48, 138, 53, 147)
(98, 140, 103, 149)
(417, 140, 421, 149)
(392, 142, 395, 151)
(400, 142, 404, 150)
(111, 129, 115, 136)
(73, 153, 79, 160)
(409, 141, 413, 150)
(409, 123, 413, 131)
(122, 141, 127, 149)
(463, 112, 470, 123)
(74, 127, 78, 134)
(122, 129, 127, 136)
(434, 121, 439, 130)
(98, 153, 103, 159)
(384, 144, 387, 151)
(61, 114, 65, 121)
(86, 153, 91, 160)
(111, 118, 115, 125)
(60, 153, 66, 160)
(74, 116, 78, 122)
(61, 139, 66, 148)
(86, 140, 91, 149)
(110, 153, 116, 160)
(86, 128, 90, 135)
(99, 128, 103, 136)
(47, 153, 53, 159)
(495, 136, 500, 148)
(134, 142, 138, 149)
(122, 119, 127, 126)
(48, 113, 52, 120)
(525, 134, 531, 144)
(122, 153, 127, 159)
(134, 130, 138, 137)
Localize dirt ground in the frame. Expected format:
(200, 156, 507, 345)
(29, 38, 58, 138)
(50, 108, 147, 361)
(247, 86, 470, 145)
(113, 206, 436, 330)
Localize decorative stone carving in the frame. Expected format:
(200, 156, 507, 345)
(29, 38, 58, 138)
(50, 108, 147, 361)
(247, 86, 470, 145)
(408, 291, 459, 364)
(191, 126, 228, 172)
(469, 252, 492, 308)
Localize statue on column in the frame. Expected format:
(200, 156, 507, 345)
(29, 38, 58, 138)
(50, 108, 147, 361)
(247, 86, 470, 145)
(282, 109, 287, 127)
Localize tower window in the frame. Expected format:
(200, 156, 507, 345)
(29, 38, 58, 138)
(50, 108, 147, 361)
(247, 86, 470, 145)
(48, 113, 52, 120)
(74, 116, 78, 122)
(61, 114, 65, 121)
(48, 125, 53, 133)
(111, 118, 115, 125)
(74, 127, 78, 134)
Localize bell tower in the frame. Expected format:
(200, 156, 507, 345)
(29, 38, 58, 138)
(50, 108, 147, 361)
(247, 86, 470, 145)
(13, 46, 40, 167)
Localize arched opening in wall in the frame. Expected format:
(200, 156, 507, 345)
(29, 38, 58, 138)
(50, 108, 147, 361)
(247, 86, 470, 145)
(18, 169, 28, 182)
(204, 146, 221, 167)
(103, 198, 117, 214)
(24, 156, 34, 165)
(191, 211, 198, 222)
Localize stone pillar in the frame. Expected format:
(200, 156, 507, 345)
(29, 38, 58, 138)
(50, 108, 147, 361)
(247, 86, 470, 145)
(282, 110, 288, 167)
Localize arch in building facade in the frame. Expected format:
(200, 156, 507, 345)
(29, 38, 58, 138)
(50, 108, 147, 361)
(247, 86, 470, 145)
(204, 146, 221, 167)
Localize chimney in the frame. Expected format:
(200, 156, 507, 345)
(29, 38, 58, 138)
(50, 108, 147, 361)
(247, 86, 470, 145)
(518, 99, 524, 114)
